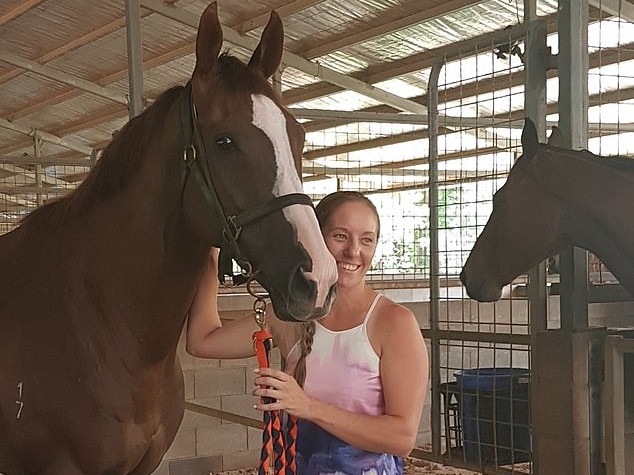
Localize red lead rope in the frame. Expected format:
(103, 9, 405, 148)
(253, 328, 298, 475)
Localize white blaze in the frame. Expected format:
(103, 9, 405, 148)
(251, 94, 337, 308)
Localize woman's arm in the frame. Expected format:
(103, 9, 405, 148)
(254, 301, 429, 457)
(186, 248, 259, 359)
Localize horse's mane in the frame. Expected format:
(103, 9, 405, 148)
(20, 86, 184, 229)
(544, 144, 634, 173)
(19, 52, 277, 231)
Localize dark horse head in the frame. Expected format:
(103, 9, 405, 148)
(180, 3, 337, 320)
(460, 118, 565, 301)
(461, 118, 634, 302)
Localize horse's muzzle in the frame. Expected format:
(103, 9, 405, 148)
(459, 269, 502, 302)
(279, 267, 336, 321)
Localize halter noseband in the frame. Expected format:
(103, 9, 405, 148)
(179, 82, 313, 285)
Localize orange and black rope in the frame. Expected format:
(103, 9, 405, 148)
(254, 328, 297, 475)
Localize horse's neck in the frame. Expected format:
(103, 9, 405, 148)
(546, 150, 634, 294)
(541, 149, 634, 225)
(566, 207, 634, 296)
(78, 130, 203, 360)
(109, 201, 205, 357)
(543, 149, 632, 206)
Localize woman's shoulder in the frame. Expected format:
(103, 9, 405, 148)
(373, 294, 416, 322)
(369, 294, 422, 347)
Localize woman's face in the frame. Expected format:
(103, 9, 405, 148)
(322, 201, 379, 288)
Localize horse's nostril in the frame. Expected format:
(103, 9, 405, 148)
(289, 266, 312, 296)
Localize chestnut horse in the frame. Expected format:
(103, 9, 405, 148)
(0, 4, 337, 474)
(461, 118, 634, 302)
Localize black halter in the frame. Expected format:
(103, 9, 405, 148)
(179, 82, 314, 285)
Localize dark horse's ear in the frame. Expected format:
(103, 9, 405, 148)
(194, 2, 223, 77)
(248, 11, 284, 79)
(547, 126, 563, 147)
(521, 117, 539, 160)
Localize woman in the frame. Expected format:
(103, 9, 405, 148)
(186, 191, 429, 474)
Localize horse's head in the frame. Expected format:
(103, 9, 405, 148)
(460, 118, 564, 301)
(181, 2, 337, 321)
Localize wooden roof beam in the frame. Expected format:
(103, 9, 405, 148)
(0, 117, 93, 155)
(0, 0, 46, 26)
(0, 50, 129, 105)
(234, 0, 325, 33)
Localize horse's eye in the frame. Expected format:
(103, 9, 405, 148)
(215, 136, 234, 151)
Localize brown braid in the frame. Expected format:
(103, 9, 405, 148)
(292, 321, 316, 387)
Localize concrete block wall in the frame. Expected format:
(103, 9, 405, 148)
(152, 332, 271, 475)
(153, 290, 432, 474)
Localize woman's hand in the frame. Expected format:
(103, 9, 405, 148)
(253, 367, 312, 419)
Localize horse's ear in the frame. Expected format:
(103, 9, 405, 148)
(521, 117, 539, 159)
(248, 11, 284, 79)
(194, 2, 223, 77)
(547, 126, 563, 147)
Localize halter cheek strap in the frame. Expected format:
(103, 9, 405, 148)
(178, 82, 313, 286)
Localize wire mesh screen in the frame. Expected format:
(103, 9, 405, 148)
(0, 148, 92, 235)
(431, 31, 533, 472)
(302, 120, 429, 280)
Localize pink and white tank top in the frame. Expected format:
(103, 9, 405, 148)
(287, 293, 404, 475)
(288, 292, 384, 415)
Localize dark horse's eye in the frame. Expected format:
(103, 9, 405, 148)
(215, 135, 235, 151)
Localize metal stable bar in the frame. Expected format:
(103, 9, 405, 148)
(427, 58, 443, 461)
(125, 0, 145, 118)
(293, 107, 634, 132)
(524, 5, 549, 472)
(33, 132, 43, 207)
(558, 0, 590, 332)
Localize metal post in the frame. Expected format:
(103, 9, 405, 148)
(33, 131, 44, 207)
(125, 0, 145, 118)
(524, 1, 549, 471)
(537, 3, 596, 474)
(558, 0, 589, 331)
(524, 14, 548, 329)
(427, 58, 444, 460)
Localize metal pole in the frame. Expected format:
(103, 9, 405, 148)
(33, 131, 44, 207)
(524, 14, 548, 328)
(427, 58, 444, 460)
(524, 2, 549, 471)
(558, 0, 589, 331)
(125, 0, 145, 118)
(554, 3, 596, 475)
